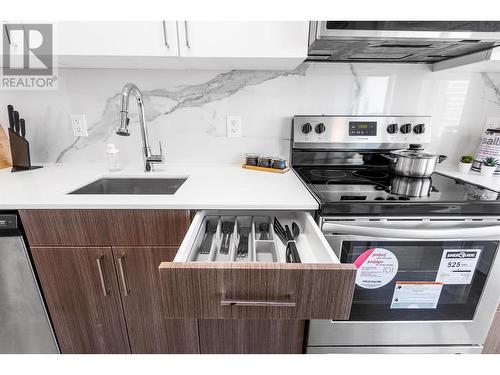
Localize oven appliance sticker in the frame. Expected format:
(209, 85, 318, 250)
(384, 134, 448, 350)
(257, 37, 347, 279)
(435, 249, 481, 285)
(353, 248, 398, 289)
(390, 281, 443, 309)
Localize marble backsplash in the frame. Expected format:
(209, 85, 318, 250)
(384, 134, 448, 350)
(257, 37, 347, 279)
(0, 62, 499, 166)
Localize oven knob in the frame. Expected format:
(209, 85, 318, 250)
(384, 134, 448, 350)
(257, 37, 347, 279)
(400, 123, 412, 134)
(413, 123, 425, 134)
(302, 123, 312, 134)
(387, 123, 399, 134)
(315, 123, 326, 134)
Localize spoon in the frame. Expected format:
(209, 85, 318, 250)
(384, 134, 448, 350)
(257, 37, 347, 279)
(292, 222, 300, 239)
(259, 222, 269, 240)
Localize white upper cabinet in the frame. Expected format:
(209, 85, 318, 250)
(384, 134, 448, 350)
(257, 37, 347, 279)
(53, 21, 308, 70)
(177, 21, 309, 69)
(56, 21, 178, 57)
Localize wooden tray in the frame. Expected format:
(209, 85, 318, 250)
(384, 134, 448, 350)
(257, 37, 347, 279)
(0, 126, 12, 169)
(242, 164, 289, 174)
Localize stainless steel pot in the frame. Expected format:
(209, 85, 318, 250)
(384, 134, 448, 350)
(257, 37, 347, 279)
(391, 175, 433, 197)
(384, 144, 447, 178)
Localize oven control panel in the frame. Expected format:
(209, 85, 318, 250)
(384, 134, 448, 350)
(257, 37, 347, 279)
(293, 115, 432, 149)
(349, 121, 377, 136)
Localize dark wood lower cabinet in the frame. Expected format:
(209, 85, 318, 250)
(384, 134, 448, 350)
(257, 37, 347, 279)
(198, 319, 305, 354)
(23, 210, 316, 354)
(31, 247, 130, 354)
(112, 246, 199, 353)
(30, 247, 309, 354)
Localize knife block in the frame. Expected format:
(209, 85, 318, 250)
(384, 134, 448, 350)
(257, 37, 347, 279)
(8, 128, 42, 172)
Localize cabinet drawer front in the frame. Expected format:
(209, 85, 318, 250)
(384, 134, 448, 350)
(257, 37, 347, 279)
(160, 262, 355, 319)
(19, 209, 191, 246)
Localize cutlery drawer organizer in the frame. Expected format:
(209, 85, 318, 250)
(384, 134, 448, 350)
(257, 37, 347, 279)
(186, 215, 285, 263)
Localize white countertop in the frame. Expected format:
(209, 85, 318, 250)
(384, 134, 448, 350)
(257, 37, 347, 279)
(437, 166, 500, 192)
(0, 163, 319, 210)
(1, 163, 497, 211)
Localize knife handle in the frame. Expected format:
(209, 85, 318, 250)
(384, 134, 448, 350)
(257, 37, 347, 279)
(285, 246, 293, 263)
(7, 105, 14, 129)
(13, 111, 20, 133)
(20, 118, 25, 138)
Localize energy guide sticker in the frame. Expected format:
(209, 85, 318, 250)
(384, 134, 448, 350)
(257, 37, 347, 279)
(436, 249, 481, 285)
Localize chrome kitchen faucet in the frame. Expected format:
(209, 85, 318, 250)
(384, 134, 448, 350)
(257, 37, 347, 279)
(116, 83, 164, 172)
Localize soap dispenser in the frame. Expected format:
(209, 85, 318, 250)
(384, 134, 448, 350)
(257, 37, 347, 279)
(105, 143, 121, 171)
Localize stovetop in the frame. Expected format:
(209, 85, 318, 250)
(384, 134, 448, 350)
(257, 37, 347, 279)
(290, 115, 500, 216)
(294, 166, 500, 216)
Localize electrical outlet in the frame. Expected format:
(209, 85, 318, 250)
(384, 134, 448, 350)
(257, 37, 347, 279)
(227, 115, 242, 138)
(70, 114, 88, 137)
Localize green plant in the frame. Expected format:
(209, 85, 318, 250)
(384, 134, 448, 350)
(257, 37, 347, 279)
(460, 155, 474, 163)
(482, 157, 499, 167)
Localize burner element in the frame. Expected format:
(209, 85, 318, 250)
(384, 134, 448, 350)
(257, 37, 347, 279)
(310, 170, 348, 180)
(352, 170, 389, 179)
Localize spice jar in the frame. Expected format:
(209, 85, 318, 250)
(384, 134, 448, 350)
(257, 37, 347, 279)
(245, 153, 259, 166)
(272, 157, 286, 170)
(257, 155, 272, 168)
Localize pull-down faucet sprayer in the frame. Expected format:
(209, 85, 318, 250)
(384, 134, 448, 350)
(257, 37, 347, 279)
(116, 83, 164, 172)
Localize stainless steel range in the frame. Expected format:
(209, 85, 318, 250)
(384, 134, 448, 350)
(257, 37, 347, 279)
(291, 115, 500, 354)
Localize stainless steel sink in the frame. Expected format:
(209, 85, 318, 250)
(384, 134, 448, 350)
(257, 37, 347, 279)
(68, 177, 188, 195)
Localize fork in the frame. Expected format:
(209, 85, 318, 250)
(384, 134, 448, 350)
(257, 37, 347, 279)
(198, 220, 218, 254)
(237, 226, 251, 258)
(220, 221, 234, 255)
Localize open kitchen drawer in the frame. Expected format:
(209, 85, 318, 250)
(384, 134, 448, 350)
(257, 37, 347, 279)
(159, 211, 356, 320)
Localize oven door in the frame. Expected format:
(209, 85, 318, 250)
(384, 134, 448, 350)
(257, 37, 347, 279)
(310, 218, 500, 347)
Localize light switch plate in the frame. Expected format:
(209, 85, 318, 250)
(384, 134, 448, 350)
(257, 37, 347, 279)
(71, 114, 88, 137)
(227, 115, 242, 138)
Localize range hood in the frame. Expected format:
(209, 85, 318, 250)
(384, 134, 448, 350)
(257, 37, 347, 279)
(308, 21, 500, 64)
(433, 46, 500, 71)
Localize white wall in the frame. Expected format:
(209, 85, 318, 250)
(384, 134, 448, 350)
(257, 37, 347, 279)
(1, 62, 499, 166)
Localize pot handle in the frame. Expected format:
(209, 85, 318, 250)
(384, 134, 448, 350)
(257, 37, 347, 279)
(381, 154, 397, 164)
(437, 155, 447, 163)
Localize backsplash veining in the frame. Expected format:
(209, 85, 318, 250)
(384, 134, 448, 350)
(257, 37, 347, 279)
(1, 62, 500, 165)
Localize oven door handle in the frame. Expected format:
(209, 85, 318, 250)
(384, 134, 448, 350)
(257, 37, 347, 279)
(322, 222, 500, 239)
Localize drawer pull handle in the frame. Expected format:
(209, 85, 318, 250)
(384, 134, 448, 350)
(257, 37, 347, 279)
(184, 21, 190, 48)
(162, 21, 170, 48)
(96, 256, 109, 297)
(117, 256, 129, 296)
(220, 298, 296, 307)
(4, 24, 11, 45)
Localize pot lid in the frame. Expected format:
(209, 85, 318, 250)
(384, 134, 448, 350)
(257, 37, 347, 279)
(391, 144, 438, 159)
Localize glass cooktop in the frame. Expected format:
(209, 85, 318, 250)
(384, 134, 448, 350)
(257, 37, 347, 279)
(295, 166, 499, 215)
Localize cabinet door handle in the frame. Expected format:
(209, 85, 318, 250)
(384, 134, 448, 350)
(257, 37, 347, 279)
(184, 21, 190, 48)
(96, 256, 109, 297)
(220, 298, 296, 307)
(162, 21, 170, 49)
(117, 256, 129, 296)
(4, 24, 11, 45)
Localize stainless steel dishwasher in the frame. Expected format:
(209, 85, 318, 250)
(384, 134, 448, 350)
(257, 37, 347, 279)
(0, 212, 58, 353)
